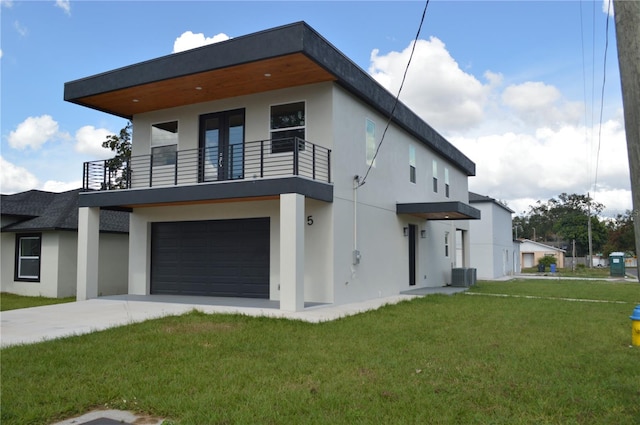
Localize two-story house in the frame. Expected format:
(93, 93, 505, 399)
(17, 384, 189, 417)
(64, 22, 480, 312)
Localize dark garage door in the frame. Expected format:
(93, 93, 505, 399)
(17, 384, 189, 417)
(151, 218, 270, 298)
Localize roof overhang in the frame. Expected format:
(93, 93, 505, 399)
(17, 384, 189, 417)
(64, 21, 475, 176)
(396, 202, 481, 220)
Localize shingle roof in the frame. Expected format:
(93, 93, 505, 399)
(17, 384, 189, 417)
(1, 189, 129, 233)
(468, 191, 515, 214)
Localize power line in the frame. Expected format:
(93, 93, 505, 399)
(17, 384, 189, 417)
(593, 0, 613, 195)
(358, 0, 430, 188)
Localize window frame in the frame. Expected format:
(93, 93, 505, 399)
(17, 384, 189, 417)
(365, 118, 377, 167)
(14, 233, 42, 282)
(444, 232, 450, 258)
(432, 159, 438, 193)
(270, 101, 306, 154)
(409, 145, 416, 184)
(444, 167, 450, 198)
(151, 120, 179, 166)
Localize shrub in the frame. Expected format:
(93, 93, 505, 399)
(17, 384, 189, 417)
(538, 255, 557, 267)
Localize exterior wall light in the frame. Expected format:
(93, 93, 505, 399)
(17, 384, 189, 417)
(420, 230, 426, 239)
(403, 227, 408, 237)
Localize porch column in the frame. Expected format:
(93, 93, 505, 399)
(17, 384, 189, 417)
(280, 193, 305, 312)
(77, 207, 100, 301)
(128, 213, 149, 295)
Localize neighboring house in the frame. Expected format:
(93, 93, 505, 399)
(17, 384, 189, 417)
(1, 189, 129, 298)
(64, 22, 480, 311)
(468, 192, 517, 279)
(519, 239, 566, 269)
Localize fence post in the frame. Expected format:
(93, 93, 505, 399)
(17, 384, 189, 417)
(327, 150, 331, 182)
(260, 140, 265, 178)
(174, 150, 179, 186)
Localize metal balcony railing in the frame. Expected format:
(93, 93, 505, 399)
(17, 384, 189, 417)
(82, 137, 331, 191)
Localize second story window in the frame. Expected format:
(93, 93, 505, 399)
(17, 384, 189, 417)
(366, 118, 376, 167)
(445, 167, 450, 198)
(270, 102, 305, 154)
(151, 121, 178, 166)
(432, 159, 438, 193)
(409, 145, 416, 183)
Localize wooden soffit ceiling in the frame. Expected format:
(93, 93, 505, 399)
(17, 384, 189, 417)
(75, 53, 337, 118)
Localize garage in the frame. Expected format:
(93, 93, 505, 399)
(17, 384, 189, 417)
(151, 217, 270, 298)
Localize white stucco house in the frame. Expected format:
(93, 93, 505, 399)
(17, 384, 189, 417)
(1, 189, 129, 298)
(468, 192, 518, 279)
(64, 22, 481, 311)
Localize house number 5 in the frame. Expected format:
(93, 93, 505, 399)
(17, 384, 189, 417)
(307, 216, 314, 225)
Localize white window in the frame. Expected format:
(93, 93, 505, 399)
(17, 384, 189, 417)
(15, 234, 41, 281)
(366, 118, 376, 166)
(151, 121, 178, 166)
(432, 159, 438, 193)
(409, 145, 416, 183)
(270, 102, 305, 153)
(445, 232, 450, 257)
(444, 167, 450, 198)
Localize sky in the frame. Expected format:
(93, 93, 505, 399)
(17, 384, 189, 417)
(0, 0, 632, 217)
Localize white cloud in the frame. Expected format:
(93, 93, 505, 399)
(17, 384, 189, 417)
(369, 37, 489, 133)
(451, 117, 629, 217)
(0, 49, 3, 59)
(14, 20, 27, 36)
(1, 0, 13, 8)
(603, 0, 613, 17)
(8, 115, 66, 150)
(74, 125, 115, 158)
(43, 180, 82, 192)
(55, 0, 71, 15)
(0, 156, 39, 194)
(368, 35, 631, 217)
(501, 81, 582, 128)
(172, 31, 230, 53)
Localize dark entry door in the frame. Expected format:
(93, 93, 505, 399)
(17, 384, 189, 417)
(151, 218, 270, 298)
(408, 224, 417, 286)
(200, 109, 245, 181)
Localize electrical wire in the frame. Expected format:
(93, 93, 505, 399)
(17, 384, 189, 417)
(358, 0, 430, 188)
(593, 0, 612, 196)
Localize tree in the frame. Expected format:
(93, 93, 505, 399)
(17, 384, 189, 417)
(514, 193, 607, 256)
(102, 122, 132, 189)
(603, 211, 636, 256)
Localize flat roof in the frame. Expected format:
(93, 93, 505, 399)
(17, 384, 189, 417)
(64, 22, 475, 176)
(396, 202, 481, 220)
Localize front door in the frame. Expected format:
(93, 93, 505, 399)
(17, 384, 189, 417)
(408, 224, 417, 286)
(199, 109, 245, 181)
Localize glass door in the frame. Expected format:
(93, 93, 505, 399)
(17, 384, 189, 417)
(199, 109, 245, 181)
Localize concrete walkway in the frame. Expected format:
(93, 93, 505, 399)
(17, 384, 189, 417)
(0, 287, 467, 348)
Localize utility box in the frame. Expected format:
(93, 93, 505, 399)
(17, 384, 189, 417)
(609, 252, 626, 277)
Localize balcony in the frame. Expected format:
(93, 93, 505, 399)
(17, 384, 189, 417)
(83, 138, 331, 191)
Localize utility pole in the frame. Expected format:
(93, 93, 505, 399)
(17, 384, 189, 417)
(613, 1, 640, 281)
(587, 192, 593, 268)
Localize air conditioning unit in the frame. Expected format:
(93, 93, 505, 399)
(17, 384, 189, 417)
(451, 268, 477, 287)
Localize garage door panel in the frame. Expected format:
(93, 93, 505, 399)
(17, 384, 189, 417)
(151, 218, 270, 298)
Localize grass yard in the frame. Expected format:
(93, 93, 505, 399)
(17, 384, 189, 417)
(0, 292, 75, 312)
(1, 280, 639, 424)
(520, 266, 616, 279)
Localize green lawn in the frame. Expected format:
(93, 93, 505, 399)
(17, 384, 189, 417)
(521, 266, 617, 278)
(0, 292, 75, 311)
(1, 280, 639, 424)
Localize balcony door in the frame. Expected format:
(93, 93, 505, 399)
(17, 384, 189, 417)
(199, 109, 245, 181)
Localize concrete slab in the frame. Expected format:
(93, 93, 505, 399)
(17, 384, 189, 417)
(0, 287, 462, 348)
(50, 409, 164, 425)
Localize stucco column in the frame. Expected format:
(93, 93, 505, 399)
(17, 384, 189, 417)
(76, 207, 100, 301)
(128, 212, 149, 295)
(280, 193, 305, 312)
